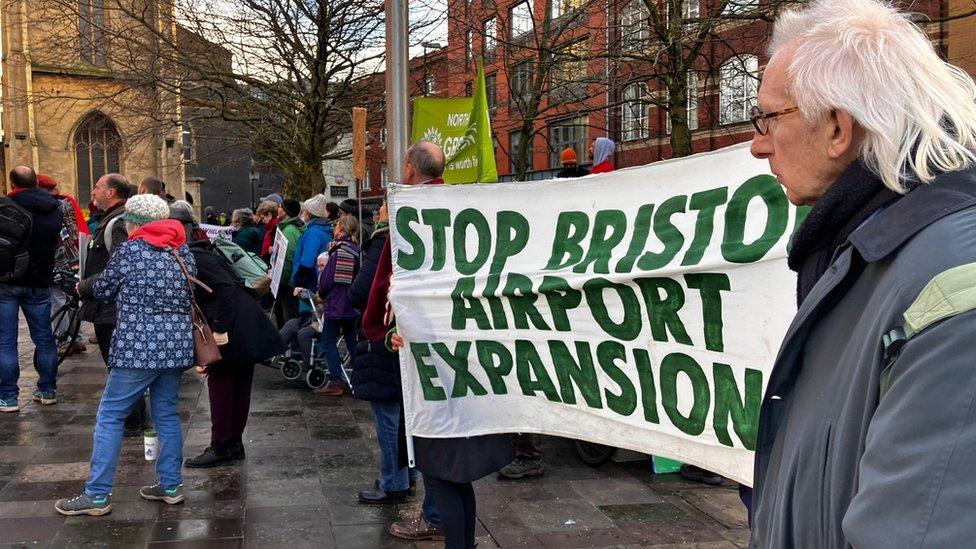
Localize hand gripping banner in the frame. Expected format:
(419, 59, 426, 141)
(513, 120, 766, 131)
(388, 143, 805, 485)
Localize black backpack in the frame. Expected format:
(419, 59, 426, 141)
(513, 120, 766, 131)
(0, 196, 33, 282)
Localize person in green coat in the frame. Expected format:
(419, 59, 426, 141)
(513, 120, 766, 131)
(230, 208, 264, 256)
(272, 199, 306, 326)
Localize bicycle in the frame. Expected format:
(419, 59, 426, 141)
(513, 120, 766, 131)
(51, 268, 82, 366)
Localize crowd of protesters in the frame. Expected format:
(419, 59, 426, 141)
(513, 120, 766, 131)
(4, 0, 974, 543)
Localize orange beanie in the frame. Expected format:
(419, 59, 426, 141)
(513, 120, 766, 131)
(560, 148, 578, 164)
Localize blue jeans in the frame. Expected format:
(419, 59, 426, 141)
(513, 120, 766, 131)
(423, 486, 442, 530)
(320, 318, 356, 381)
(0, 284, 58, 401)
(86, 368, 184, 496)
(371, 401, 411, 492)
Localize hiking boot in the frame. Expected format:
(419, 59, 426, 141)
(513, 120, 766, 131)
(184, 446, 233, 468)
(32, 389, 57, 405)
(679, 464, 723, 486)
(313, 380, 347, 397)
(55, 493, 112, 516)
(359, 484, 408, 505)
(498, 458, 544, 480)
(140, 482, 186, 504)
(389, 515, 444, 541)
(0, 397, 20, 413)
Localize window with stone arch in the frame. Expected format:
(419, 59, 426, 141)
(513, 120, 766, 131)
(74, 112, 121, 206)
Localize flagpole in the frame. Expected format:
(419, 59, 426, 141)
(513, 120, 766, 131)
(385, 0, 409, 185)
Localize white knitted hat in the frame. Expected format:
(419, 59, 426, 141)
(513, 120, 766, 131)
(123, 194, 171, 226)
(302, 194, 330, 218)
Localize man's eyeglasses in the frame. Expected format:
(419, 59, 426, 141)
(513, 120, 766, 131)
(750, 105, 799, 135)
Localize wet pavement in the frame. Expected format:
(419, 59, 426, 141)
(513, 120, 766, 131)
(0, 322, 750, 548)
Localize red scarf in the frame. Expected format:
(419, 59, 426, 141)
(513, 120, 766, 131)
(128, 219, 187, 249)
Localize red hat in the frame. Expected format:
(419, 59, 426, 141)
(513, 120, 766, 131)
(560, 148, 578, 165)
(37, 174, 58, 189)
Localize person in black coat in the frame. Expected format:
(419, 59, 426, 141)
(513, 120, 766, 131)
(348, 210, 412, 504)
(170, 204, 286, 467)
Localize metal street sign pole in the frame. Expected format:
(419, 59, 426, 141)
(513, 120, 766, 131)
(385, 0, 409, 187)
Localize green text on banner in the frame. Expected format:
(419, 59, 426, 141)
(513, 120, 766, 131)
(388, 143, 808, 486)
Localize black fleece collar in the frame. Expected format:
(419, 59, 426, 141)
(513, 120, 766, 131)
(787, 160, 900, 273)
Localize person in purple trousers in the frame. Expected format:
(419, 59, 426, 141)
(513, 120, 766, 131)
(169, 202, 286, 468)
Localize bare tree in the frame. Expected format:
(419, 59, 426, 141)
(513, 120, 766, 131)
(30, 0, 443, 198)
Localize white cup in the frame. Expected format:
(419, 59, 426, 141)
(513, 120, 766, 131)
(144, 430, 158, 461)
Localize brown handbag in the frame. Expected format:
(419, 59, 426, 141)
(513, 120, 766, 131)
(170, 249, 222, 368)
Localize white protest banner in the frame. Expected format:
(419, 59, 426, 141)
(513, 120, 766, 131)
(269, 228, 288, 297)
(200, 223, 234, 241)
(388, 143, 807, 486)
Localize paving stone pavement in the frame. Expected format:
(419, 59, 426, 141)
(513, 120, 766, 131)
(0, 320, 750, 548)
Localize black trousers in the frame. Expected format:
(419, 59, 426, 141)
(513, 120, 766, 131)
(207, 363, 255, 449)
(424, 475, 476, 549)
(93, 323, 147, 431)
(272, 287, 299, 328)
(511, 433, 542, 461)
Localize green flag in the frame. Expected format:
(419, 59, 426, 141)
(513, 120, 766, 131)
(410, 60, 497, 184)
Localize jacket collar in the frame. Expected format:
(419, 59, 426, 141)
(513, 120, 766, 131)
(849, 165, 976, 262)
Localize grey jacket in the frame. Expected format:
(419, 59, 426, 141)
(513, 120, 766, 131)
(751, 167, 976, 548)
(79, 203, 128, 324)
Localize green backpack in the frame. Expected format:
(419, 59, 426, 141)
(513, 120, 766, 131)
(211, 237, 271, 298)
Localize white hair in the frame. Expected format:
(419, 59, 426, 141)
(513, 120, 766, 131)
(769, 0, 976, 193)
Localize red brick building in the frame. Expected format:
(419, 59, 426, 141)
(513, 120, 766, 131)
(357, 0, 947, 189)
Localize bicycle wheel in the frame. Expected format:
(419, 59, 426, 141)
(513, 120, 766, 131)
(574, 440, 615, 467)
(53, 304, 81, 366)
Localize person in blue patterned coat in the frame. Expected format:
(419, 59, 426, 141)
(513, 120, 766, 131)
(56, 194, 196, 517)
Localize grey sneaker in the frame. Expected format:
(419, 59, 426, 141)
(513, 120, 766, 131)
(55, 493, 112, 516)
(0, 397, 19, 412)
(32, 389, 57, 405)
(498, 458, 545, 479)
(140, 482, 185, 504)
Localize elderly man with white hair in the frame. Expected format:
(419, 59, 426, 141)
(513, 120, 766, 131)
(749, 0, 976, 547)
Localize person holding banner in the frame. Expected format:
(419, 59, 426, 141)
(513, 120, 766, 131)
(271, 199, 305, 326)
(373, 142, 512, 547)
(749, 0, 976, 546)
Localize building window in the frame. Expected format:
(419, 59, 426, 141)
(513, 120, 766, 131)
(181, 128, 193, 163)
(486, 73, 497, 113)
(510, 2, 534, 40)
(379, 127, 387, 146)
(465, 81, 473, 97)
(687, 72, 699, 131)
(723, 0, 757, 14)
(362, 171, 371, 190)
(621, 0, 649, 52)
(483, 18, 497, 62)
(683, 0, 700, 20)
(719, 55, 759, 124)
(74, 112, 121, 206)
(380, 164, 388, 188)
(549, 115, 588, 168)
(549, 40, 588, 105)
(551, 0, 584, 19)
(79, 0, 106, 66)
(423, 75, 436, 95)
(621, 83, 648, 141)
(510, 61, 533, 108)
(509, 131, 531, 174)
(466, 30, 473, 69)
